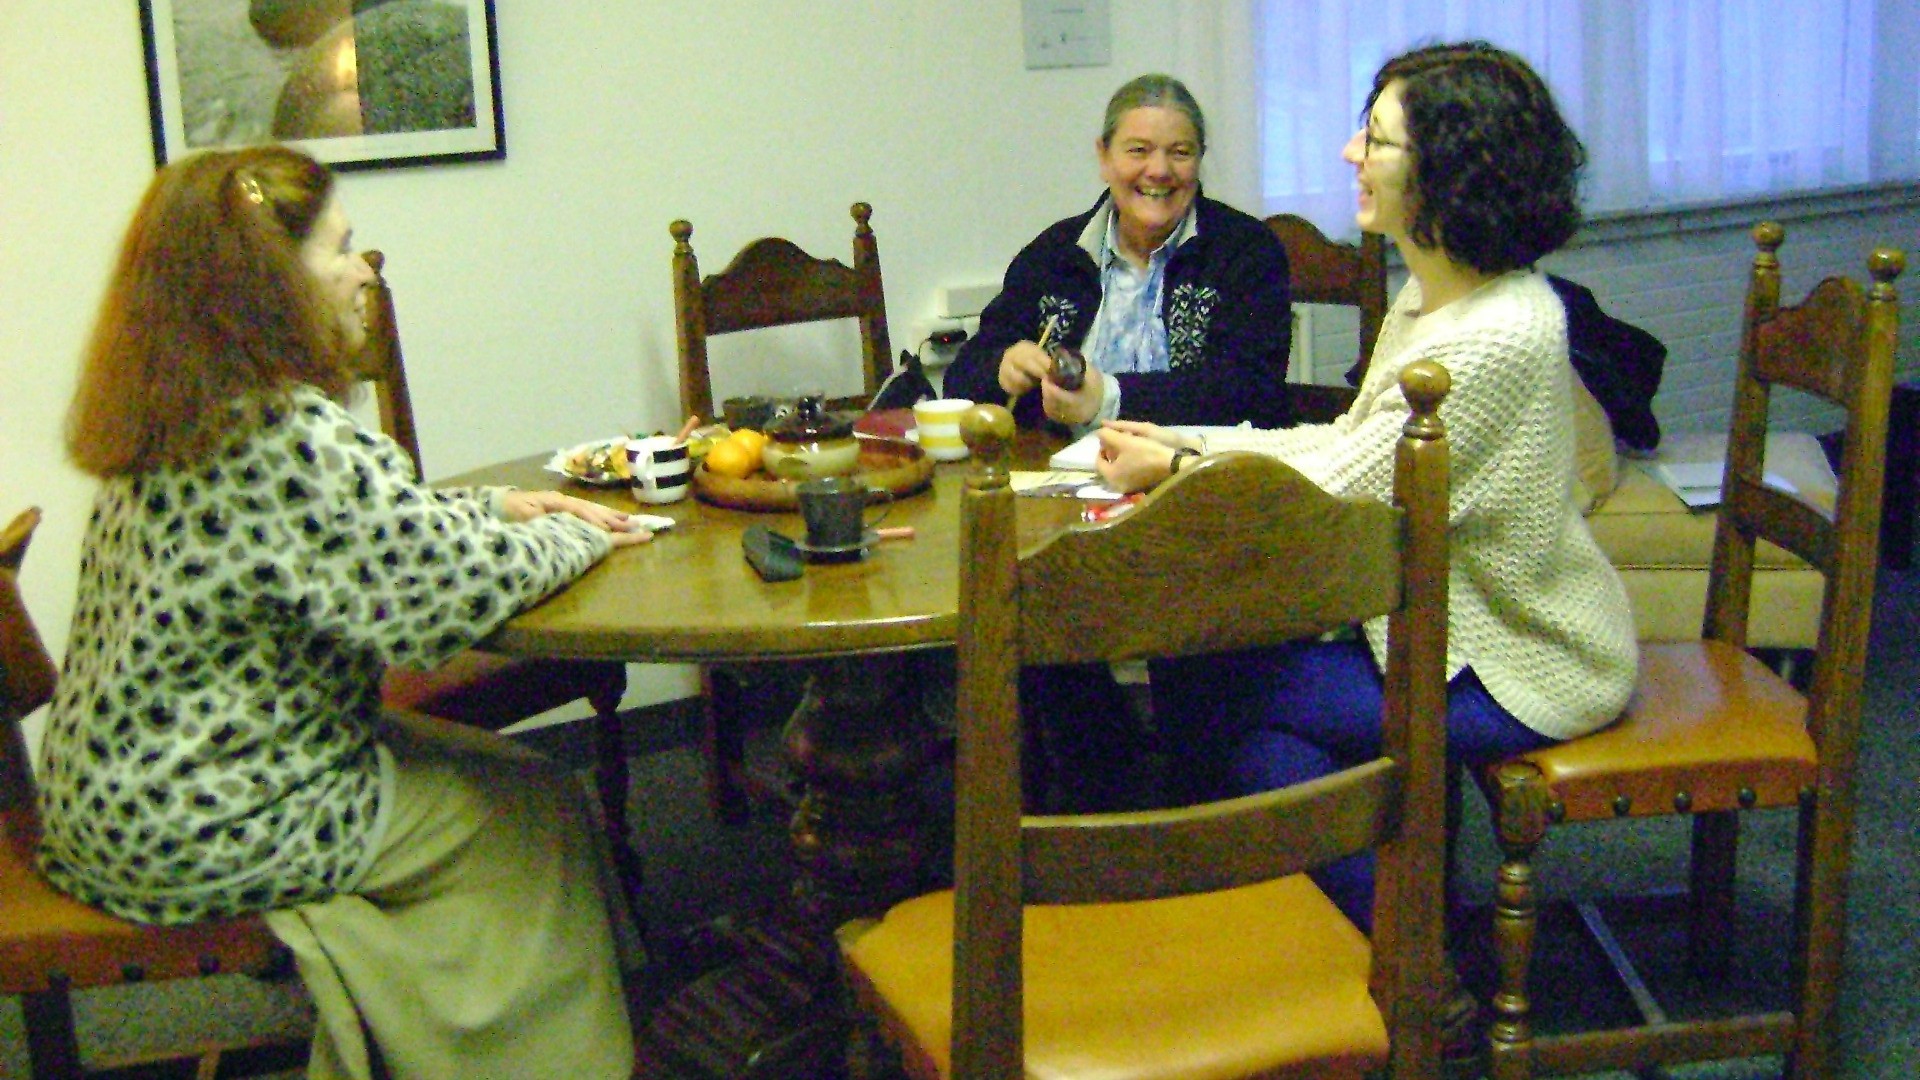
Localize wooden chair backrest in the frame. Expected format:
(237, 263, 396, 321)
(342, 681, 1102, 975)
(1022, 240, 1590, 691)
(1266, 212, 1389, 383)
(344, 250, 424, 480)
(949, 366, 1453, 1078)
(1, 508, 57, 848)
(1710, 223, 1904, 757)
(670, 203, 892, 421)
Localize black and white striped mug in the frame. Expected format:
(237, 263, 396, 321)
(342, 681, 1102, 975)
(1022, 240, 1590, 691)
(626, 436, 691, 504)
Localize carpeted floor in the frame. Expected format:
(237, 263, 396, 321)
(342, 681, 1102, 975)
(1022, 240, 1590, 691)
(4, 567, 1915, 1080)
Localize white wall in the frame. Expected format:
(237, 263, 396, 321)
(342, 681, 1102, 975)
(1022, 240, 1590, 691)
(2, 1, 1193, 737)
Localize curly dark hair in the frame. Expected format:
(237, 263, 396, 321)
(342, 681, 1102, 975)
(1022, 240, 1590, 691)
(1368, 41, 1586, 273)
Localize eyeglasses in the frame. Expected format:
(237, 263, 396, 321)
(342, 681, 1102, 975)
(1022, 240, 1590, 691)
(1362, 129, 1405, 157)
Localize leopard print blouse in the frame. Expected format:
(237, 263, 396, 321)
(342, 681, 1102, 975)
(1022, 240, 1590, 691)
(35, 387, 610, 925)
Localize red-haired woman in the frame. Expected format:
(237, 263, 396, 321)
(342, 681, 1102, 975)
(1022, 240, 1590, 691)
(41, 145, 649, 1078)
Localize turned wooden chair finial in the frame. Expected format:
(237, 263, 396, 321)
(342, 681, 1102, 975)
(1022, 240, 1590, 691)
(1398, 359, 1451, 440)
(961, 404, 1015, 491)
(1869, 247, 1906, 291)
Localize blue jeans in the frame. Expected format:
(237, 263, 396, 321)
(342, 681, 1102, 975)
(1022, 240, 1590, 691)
(1151, 638, 1553, 929)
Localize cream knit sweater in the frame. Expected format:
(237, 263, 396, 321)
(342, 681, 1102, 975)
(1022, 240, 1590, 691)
(1205, 270, 1637, 740)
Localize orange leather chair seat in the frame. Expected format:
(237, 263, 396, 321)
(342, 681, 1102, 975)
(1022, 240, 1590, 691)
(1512, 640, 1817, 821)
(842, 873, 1387, 1080)
(1, 814, 283, 994)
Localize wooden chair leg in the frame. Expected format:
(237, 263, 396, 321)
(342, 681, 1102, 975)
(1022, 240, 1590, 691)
(1786, 789, 1855, 1080)
(587, 677, 646, 928)
(1688, 810, 1740, 977)
(1489, 762, 1550, 1080)
(590, 711, 630, 847)
(703, 665, 751, 825)
(21, 984, 84, 1080)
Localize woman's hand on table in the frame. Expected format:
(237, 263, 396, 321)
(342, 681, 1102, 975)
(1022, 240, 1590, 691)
(502, 490, 656, 547)
(1093, 421, 1201, 493)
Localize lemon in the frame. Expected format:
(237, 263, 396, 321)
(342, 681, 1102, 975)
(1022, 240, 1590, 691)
(704, 438, 758, 480)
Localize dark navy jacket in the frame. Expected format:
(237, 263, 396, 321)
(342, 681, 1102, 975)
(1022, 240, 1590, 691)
(944, 194, 1293, 430)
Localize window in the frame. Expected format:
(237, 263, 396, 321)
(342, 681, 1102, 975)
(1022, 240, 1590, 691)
(1255, 0, 1920, 235)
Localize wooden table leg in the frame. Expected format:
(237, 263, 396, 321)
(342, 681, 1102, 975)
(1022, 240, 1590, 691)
(784, 653, 949, 927)
(639, 652, 949, 1079)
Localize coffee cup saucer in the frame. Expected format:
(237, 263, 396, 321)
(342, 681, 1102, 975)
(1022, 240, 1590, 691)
(790, 529, 880, 560)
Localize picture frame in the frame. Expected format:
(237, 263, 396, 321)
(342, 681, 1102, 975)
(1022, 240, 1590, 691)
(138, 0, 505, 171)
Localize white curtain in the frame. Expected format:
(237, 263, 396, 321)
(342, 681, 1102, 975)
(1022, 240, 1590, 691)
(1232, 0, 1920, 238)
(1172, 4, 1264, 212)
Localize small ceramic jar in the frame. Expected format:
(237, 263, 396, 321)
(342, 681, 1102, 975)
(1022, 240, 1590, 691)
(761, 396, 862, 481)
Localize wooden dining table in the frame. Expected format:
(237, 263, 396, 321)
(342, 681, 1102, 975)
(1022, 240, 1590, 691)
(444, 426, 1082, 926)
(448, 424, 1111, 1076)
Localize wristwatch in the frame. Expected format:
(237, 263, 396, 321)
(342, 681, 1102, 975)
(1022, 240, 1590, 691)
(1169, 447, 1202, 475)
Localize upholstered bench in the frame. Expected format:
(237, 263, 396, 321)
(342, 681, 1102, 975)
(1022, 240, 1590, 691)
(1587, 432, 1835, 648)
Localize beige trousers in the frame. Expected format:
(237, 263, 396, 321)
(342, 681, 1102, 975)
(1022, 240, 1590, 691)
(264, 712, 636, 1080)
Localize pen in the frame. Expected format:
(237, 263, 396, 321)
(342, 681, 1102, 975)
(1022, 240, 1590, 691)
(1082, 493, 1144, 523)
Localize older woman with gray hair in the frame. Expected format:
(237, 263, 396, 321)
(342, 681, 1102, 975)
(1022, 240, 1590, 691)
(942, 75, 1293, 815)
(944, 73, 1293, 435)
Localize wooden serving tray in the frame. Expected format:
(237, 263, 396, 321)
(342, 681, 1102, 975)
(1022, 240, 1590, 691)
(691, 436, 934, 511)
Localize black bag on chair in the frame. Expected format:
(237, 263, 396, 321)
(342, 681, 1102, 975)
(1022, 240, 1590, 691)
(1550, 275, 1666, 453)
(869, 350, 938, 411)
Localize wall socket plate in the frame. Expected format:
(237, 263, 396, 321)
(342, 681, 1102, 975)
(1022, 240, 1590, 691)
(936, 283, 1000, 320)
(904, 315, 974, 369)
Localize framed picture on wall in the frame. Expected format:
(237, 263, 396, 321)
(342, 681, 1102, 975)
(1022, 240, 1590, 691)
(138, 0, 506, 171)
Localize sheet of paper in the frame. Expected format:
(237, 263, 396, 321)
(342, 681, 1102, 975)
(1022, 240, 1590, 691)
(1048, 424, 1254, 472)
(1651, 461, 1798, 508)
(1010, 471, 1123, 499)
(1048, 432, 1104, 471)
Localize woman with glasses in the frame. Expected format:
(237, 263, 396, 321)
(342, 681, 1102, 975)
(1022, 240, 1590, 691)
(1095, 41, 1638, 1063)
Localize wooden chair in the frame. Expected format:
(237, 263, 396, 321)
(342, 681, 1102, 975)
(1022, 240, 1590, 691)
(670, 205, 892, 822)
(2, 508, 306, 1079)
(1266, 213, 1389, 425)
(841, 366, 1455, 1079)
(1482, 224, 1904, 1080)
(346, 252, 640, 897)
(670, 202, 892, 422)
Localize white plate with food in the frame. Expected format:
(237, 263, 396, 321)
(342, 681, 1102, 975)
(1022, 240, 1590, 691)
(546, 438, 634, 486)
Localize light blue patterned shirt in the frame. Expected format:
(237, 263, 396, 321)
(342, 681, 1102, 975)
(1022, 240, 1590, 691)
(1075, 201, 1199, 430)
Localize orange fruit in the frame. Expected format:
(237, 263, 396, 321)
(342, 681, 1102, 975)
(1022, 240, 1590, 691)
(727, 428, 769, 456)
(704, 438, 758, 479)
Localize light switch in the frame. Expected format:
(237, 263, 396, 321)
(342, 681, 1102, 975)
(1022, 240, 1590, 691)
(1023, 0, 1111, 70)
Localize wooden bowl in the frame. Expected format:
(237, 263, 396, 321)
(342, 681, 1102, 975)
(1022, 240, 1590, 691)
(692, 436, 933, 511)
